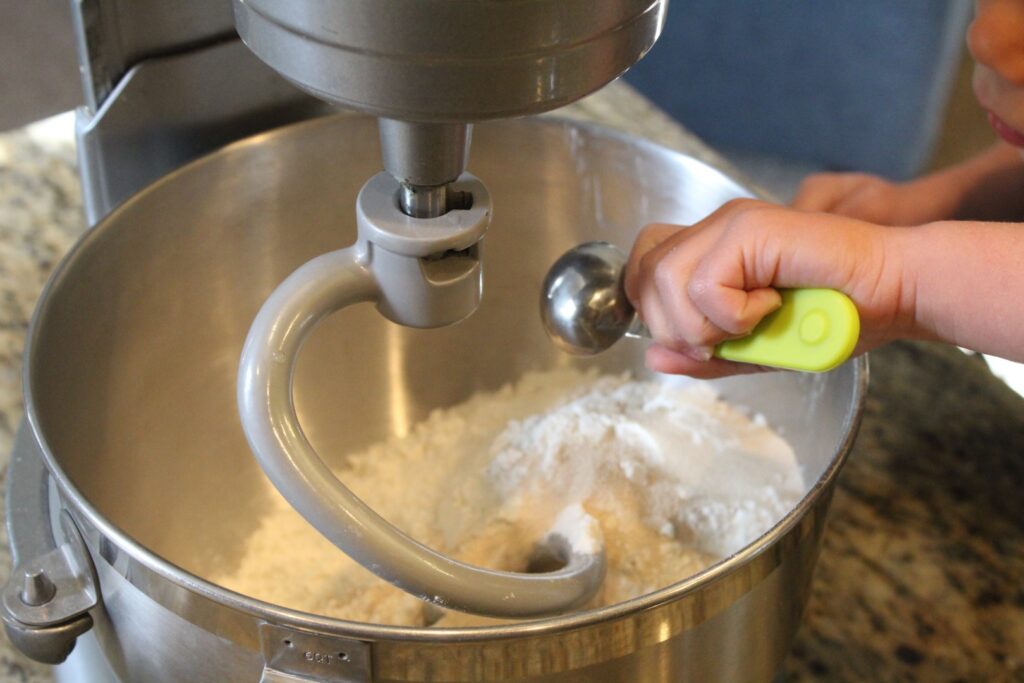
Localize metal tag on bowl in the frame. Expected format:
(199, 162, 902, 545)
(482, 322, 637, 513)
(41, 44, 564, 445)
(259, 623, 371, 683)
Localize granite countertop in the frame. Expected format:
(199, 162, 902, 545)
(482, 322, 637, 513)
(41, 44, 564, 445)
(0, 82, 1021, 682)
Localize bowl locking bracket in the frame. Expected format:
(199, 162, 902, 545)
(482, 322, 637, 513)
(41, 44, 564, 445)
(1, 426, 99, 664)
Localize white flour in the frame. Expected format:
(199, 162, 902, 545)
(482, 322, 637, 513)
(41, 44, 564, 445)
(214, 369, 804, 626)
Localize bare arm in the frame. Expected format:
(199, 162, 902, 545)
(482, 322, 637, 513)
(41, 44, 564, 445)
(895, 219, 1024, 359)
(924, 143, 1024, 221)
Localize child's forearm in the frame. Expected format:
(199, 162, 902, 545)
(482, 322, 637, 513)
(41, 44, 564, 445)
(896, 219, 1024, 360)
(914, 143, 1024, 222)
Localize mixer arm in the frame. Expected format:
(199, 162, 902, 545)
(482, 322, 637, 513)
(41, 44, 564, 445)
(238, 173, 606, 618)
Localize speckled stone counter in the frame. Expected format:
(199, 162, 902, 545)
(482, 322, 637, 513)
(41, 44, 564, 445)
(0, 82, 1021, 682)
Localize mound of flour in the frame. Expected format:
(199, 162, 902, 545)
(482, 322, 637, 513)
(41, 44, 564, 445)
(214, 369, 803, 626)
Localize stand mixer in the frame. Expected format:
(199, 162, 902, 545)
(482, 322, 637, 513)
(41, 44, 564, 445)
(0, 1, 869, 680)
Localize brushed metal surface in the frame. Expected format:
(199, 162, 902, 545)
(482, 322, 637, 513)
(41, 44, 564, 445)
(234, 0, 668, 122)
(233, 0, 666, 227)
(70, 0, 235, 113)
(74, 40, 331, 223)
(18, 115, 866, 682)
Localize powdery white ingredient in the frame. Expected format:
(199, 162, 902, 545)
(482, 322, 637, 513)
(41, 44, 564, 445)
(213, 369, 803, 626)
(546, 502, 602, 556)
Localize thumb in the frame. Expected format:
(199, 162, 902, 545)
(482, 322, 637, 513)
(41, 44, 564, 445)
(624, 223, 681, 305)
(689, 282, 783, 336)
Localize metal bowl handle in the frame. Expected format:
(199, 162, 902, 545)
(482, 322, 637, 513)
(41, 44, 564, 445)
(2, 425, 98, 664)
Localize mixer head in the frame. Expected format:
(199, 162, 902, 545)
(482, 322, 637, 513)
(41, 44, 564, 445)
(234, 0, 667, 217)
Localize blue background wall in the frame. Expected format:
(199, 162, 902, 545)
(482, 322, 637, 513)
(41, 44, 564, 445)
(625, 1, 971, 179)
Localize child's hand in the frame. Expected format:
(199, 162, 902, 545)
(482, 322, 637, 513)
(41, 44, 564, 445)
(792, 172, 952, 226)
(624, 199, 913, 378)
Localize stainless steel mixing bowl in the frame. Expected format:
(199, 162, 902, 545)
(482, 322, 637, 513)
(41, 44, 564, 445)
(8, 115, 866, 682)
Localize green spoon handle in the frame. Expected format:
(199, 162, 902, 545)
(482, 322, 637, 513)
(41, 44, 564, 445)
(629, 288, 860, 373)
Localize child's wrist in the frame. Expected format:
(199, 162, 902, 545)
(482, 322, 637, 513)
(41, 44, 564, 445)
(877, 223, 932, 341)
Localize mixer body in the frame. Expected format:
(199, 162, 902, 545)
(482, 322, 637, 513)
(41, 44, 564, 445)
(234, 0, 667, 122)
(7, 116, 867, 681)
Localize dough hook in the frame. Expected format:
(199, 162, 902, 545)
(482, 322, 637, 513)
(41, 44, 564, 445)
(238, 175, 605, 619)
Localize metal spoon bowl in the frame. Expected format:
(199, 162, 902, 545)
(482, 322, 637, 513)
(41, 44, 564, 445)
(540, 241, 641, 356)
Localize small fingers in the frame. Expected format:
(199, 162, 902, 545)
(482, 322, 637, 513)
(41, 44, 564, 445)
(830, 184, 897, 224)
(630, 228, 736, 355)
(791, 173, 851, 212)
(645, 345, 772, 379)
(626, 223, 730, 354)
(632, 223, 679, 258)
(793, 173, 902, 224)
(624, 223, 683, 305)
(634, 259, 722, 360)
(689, 283, 783, 336)
(627, 209, 778, 358)
(649, 250, 731, 352)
